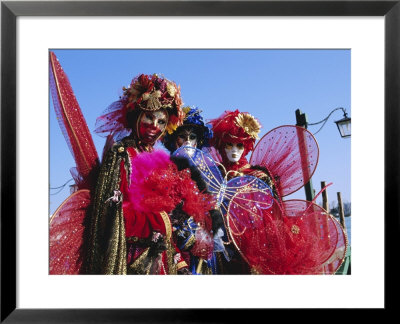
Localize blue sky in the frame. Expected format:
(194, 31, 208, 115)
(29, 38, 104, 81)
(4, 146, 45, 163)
(50, 49, 351, 215)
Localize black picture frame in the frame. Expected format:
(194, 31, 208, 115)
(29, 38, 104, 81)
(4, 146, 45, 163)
(1, 0, 398, 322)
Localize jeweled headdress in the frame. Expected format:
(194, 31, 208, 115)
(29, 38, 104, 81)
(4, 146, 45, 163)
(163, 106, 213, 152)
(209, 109, 261, 156)
(95, 74, 184, 140)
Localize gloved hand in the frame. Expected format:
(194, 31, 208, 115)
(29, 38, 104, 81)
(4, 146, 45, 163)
(210, 209, 224, 235)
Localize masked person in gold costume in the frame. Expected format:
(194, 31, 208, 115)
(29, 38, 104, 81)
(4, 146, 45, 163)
(85, 74, 194, 274)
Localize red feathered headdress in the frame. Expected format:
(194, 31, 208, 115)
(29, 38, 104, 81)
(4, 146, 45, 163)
(209, 110, 262, 159)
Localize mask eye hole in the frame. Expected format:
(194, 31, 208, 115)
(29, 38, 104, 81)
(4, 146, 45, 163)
(226, 143, 233, 149)
(189, 134, 197, 140)
(237, 143, 244, 149)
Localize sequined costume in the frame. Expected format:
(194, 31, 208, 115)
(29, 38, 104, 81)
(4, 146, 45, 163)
(86, 74, 190, 274)
(163, 107, 222, 274)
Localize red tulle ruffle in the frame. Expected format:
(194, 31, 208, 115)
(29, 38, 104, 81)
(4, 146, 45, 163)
(129, 150, 214, 231)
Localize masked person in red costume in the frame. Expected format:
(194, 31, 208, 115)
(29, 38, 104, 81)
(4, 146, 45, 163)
(85, 73, 193, 274)
(207, 110, 279, 274)
(207, 110, 347, 275)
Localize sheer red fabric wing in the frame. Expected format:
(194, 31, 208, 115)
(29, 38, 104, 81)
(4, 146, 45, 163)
(250, 125, 319, 197)
(281, 200, 346, 274)
(49, 51, 99, 189)
(49, 190, 91, 274)
(321, 216, 348, 274)
(227, 198, 345, 274)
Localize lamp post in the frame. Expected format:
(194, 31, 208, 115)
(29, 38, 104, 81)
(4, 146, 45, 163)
(295, 107, 351, 201)
(295, 109, 315, 201)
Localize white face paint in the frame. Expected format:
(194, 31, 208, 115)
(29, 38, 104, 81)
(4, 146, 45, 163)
(224, 142, 245, 163)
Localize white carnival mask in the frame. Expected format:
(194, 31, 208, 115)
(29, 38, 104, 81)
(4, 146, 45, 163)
(224, 142, 244, 163)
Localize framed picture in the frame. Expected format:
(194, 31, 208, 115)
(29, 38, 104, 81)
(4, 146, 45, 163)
(1, 0, 398, 321)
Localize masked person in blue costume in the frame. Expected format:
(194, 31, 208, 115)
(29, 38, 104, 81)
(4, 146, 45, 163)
(163, 107, 225, 274)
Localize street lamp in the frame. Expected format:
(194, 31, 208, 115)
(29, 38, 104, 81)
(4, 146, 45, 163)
(306, 107, 351, 138)
(334, 112, 351, 138)
(295, 107, 351, 201)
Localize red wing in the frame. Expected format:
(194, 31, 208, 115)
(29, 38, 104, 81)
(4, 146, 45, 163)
(321, 216, 348, 274)
(49, 51, 99, 189)
(280, 199, 347, 274)
(49, 190, 91, 274)
(250, 125, 319, 197)
(227, 198, 346, 274)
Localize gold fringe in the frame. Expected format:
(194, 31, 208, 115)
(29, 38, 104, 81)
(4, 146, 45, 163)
(86, 139, 134, 274)
(128, 248, 152, 275)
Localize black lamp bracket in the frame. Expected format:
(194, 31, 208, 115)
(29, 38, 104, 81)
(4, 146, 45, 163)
(307, 107, 348, 135)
